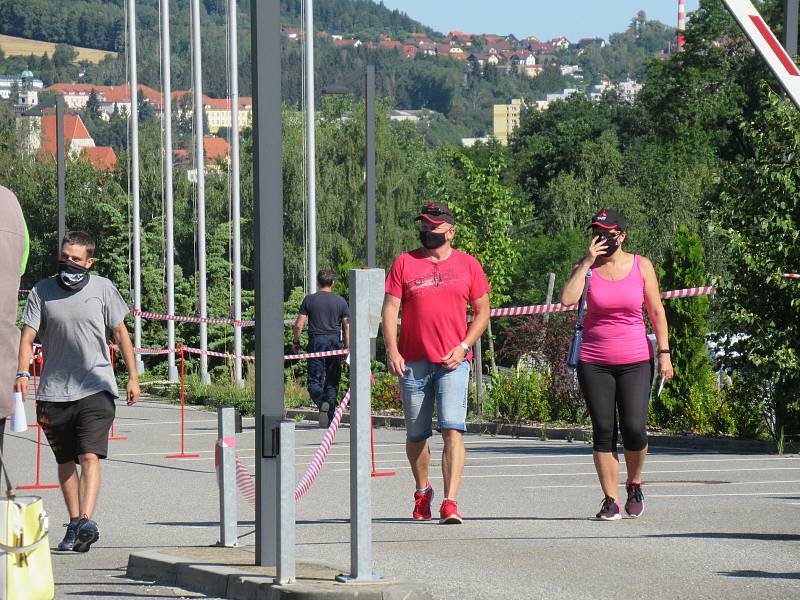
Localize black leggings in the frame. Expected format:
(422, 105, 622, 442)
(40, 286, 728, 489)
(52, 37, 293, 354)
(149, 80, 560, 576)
(577, 360, 654, 453)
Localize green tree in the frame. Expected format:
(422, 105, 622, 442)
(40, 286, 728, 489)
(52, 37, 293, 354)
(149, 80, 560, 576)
(425, 147, 526, 371)
(656, 225, 718, 432)
(711, 89, 800, 442)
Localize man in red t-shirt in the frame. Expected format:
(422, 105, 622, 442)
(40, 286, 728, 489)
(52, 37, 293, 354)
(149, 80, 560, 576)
(382, 201, 490, 524)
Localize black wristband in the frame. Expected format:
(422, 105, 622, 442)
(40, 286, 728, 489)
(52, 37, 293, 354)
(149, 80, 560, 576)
(659, 349, 671, 355)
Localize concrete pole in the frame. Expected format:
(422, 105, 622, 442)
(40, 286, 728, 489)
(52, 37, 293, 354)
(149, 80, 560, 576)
(786, 0, 799, 56)
(305, 0, 317, 293)
(217, 405, 238, 547)
(161, 0, 179, 382)
(543, 272, 555, 323)
(56, 95, 65, 254)
(229, 0, 243, 386)
(365, 64, 376, 268)
(191, 0, 210, 384)
(251, 0, 284, 568)
(128, 0, 144, 375)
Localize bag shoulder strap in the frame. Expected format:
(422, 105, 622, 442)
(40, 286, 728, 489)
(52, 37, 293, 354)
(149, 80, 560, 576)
(575, 269, 592, 328)
(0, 446, 16, 500)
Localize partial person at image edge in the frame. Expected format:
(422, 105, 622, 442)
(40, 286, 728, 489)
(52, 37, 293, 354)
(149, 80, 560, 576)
(0, 186, 30, 448)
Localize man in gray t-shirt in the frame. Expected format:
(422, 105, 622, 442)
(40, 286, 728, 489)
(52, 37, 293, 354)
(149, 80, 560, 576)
(16, 231, 140, 553)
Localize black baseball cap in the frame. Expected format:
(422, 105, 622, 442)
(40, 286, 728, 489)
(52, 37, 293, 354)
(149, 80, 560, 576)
(588, 208, 626, 231)
(415, 201, 454, 225)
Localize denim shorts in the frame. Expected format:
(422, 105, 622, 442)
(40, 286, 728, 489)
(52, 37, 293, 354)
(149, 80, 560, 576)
(399, 359, 470, 442)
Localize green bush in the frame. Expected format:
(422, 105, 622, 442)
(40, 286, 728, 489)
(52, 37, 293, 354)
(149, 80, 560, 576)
(372, 374, 402, 412)
(482, 366, 551, 423)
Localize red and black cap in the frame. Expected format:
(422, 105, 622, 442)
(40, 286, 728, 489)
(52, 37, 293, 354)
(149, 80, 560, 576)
(415, 201, 454, 225)
(588, 208, 626, 231)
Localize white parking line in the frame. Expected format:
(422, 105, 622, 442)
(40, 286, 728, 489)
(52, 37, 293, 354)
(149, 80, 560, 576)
(426, 467, 800, 480)
(648, 491, 800, 498)
(524, 480, 800, 490)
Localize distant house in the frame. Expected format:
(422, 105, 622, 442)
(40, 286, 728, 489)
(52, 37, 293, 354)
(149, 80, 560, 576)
(283, 27, 303, 41)
(493, 98, 526, 145)
(204, 136, 231, 162)
(38, 113, 95, 158)
(404, 44, 418, 59)
(551, 36, 571, 50)
(577, 37, 606, 49)
(380, 40, 403, 50)
(80, 146, 117, 171)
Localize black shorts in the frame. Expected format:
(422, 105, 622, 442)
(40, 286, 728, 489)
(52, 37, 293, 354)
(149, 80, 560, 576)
(36, 391, 116, 464)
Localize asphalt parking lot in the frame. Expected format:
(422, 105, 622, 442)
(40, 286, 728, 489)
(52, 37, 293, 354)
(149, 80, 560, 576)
(5, 397, 799, 599)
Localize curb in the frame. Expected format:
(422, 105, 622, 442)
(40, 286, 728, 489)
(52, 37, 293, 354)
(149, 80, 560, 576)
(284, 408, 779, 454)
(127, 550, 433, 600)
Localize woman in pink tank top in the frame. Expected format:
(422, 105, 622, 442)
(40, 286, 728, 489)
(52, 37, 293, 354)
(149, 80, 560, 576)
(560, 208, 673, 521)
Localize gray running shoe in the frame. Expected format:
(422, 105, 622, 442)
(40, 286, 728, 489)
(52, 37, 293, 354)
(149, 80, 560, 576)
(595, 496, 621, 521)
(72, 518, 100, 553)
(318, 401, 331, 428)
(625, 482, 645, 518)
(57, 520, 79, 551)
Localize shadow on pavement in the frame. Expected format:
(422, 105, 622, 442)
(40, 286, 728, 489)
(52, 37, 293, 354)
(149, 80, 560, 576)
(647, 532, 800, 542)
(719, 570, 800, 580)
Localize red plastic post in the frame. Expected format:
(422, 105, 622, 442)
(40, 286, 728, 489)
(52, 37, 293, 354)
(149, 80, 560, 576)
(370, 413, 395, 478)
(27, 345, 38, 427)
(17, 421, 59, 490)
(108, 343, 127, 441)
(166, 345, 199, 459)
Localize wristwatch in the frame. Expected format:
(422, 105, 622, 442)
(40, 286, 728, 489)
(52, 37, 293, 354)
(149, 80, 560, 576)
(459, 341, 470, 352)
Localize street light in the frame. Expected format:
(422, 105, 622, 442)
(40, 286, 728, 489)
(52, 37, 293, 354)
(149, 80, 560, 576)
(322, 64, 377, 268)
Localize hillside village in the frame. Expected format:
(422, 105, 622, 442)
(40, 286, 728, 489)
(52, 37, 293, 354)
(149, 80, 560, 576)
(0, 15, 670, 166)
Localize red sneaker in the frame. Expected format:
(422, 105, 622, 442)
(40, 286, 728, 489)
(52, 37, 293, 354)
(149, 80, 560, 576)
(438, 498, 463, 524)
(412, 483, 434, 520)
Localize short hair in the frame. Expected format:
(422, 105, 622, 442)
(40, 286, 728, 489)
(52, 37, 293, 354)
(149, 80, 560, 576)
(317, 269, 335, 288)
(62, 231, 96, 258)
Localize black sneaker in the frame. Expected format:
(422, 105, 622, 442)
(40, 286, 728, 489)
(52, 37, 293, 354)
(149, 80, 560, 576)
(57, 520, 79, 551)
(625, 482, 645, 518)
(595, 496, 621, 521)
(318, 401, 331, 428)
(72, 518, 100, 553)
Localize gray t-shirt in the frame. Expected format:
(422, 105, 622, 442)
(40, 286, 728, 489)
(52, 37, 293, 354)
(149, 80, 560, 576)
(23, 275, 129, 402)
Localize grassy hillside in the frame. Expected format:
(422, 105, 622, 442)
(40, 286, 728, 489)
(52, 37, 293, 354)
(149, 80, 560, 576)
(0, 34, 116, 63)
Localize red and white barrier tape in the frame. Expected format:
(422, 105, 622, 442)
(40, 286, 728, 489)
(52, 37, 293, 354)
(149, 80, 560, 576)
(133, 309, 256, 327)
(181, 345, 349, 362)
(131, 286, 717, 327)
(294, 388, 351, 502)
(236, 456, 257, 507)
(785, 273, 800, 279)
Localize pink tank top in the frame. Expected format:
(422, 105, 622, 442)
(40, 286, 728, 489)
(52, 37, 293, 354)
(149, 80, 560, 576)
(579, 254, 653, 365)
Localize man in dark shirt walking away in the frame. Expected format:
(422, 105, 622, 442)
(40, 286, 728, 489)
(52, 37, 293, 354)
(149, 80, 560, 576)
(292, 269, 350, 428)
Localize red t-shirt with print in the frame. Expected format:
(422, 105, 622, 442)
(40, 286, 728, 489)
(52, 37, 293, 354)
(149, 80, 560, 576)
(385, 248, 491, 363)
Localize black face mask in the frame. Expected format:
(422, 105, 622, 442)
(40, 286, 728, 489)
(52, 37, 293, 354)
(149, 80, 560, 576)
(57, 260, 90, 292)
(602, 236, 620, 257)
(420, 230, 447, 250)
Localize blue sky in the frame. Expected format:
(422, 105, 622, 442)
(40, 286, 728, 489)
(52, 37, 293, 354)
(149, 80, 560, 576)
(379, 1, 701, 42)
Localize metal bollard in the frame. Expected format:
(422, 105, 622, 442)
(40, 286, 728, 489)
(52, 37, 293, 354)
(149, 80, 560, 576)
(276, 420, 296, 584)
(337, 268, 385, 583)
(217, 406, 238, 547)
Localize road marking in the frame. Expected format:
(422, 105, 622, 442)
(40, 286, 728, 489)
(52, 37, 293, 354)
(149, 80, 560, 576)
(422, 467, 800, 480)
(524, 480, 800, 490)
(648, 491, 800, 498)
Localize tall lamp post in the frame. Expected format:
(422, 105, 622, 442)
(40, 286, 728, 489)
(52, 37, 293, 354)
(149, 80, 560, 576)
(321, 65, 377, 266)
